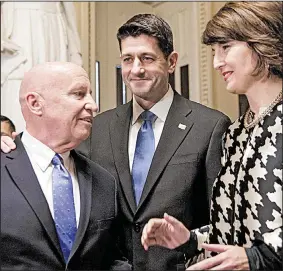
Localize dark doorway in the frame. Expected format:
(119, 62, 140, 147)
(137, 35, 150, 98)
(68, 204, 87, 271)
(180, 64, 189, 99)
(169, 72, 175, 90)
(116, 65, 127, 106)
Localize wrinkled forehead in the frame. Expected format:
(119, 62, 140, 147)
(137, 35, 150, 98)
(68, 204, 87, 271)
(120, 34, 162, 55)
(56, 67, 90, 88)
(68, 73, 91, 91)
(20, 63, 91, 95)
(35, 71, 90, 96)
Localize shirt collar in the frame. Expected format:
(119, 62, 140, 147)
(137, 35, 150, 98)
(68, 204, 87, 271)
(132, 85, 174, 125)
(21, 130, 70, 172)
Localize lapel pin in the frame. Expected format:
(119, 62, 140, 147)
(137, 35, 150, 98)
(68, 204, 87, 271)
(178, 123, 186, 130)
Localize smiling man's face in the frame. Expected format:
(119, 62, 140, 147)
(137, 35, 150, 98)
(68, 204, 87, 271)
(120, 34, 177, 107)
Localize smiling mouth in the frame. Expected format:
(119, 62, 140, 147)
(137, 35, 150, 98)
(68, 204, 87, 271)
(79, 117, 92, 124)
(223, 72, 233, 81)
(131, 79, 149, 81)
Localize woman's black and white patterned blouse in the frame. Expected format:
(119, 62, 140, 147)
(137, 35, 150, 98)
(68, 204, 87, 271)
(187, 101, 282, 269)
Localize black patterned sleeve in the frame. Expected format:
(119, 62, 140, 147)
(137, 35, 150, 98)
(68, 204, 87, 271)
(245, 239, 282, 270)
(175, 225, 210, 267)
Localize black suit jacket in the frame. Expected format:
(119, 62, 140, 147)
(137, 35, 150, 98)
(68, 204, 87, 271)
(91, 92, 231, 271)
(1, 136, 131, 270)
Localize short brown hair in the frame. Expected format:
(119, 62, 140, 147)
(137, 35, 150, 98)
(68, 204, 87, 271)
(0, 115, 16, 133)
(117, 14, 174, 59)
(202, 1, 283, 78)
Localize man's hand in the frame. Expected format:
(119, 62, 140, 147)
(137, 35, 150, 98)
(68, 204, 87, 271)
(187, 244, 249, 270)
(141, 213, 190, 251)
(1, 132, 17, 153)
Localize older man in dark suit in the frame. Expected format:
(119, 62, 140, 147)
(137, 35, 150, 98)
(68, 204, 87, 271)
(1, 62, 130, 270)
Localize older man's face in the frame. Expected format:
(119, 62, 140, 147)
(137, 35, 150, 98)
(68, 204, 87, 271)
(42, 66, 98, 144)
(1, 121, 13, 138)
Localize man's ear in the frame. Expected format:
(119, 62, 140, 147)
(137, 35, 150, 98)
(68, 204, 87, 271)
(25, 92, 44, 116)
(167, 51, 178, 74)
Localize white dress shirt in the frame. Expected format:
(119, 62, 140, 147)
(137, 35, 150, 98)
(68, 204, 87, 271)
(128, 85, 174, 172)
(22, 130, 80, 227)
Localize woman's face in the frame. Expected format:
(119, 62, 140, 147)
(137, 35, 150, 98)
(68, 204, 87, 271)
(212, 41, 260, 95)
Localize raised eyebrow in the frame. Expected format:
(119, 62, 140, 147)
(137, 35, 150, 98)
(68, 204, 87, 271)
(120, 54, 132, 58)
(70, 83, 88, 91)
(141, 52, 155, 57)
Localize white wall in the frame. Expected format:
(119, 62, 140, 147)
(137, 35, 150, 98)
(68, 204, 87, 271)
(155, 2, 213, 107)
(211, 2, 239, 121)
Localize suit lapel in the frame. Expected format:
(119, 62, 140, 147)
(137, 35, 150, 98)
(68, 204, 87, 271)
(110, 103, 137, 214)
(5, 136, 63, 261)
(137, 94, 194, 210)
(68, 150, 92, 258)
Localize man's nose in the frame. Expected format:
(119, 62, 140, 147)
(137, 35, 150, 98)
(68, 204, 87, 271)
(131, 58, 144, 75)
(85, 94, 98, 113)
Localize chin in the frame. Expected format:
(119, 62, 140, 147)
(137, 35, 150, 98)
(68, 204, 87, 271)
(79, 134, 90, 142)
(227, 89, 238, 94)
(82, 131, 91, 140)
(131, 87, 148, 94)
(227, 86, 246, 95)
(226, 84, 238, 94)
(73, 130, 90, 142)
(132, 88, 153, 98)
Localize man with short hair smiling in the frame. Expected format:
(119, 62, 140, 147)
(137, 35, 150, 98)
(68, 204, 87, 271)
(91, 14, 231, 271)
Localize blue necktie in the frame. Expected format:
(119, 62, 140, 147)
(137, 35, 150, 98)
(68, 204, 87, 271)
(52, 154, 77, 262)
(132, 111, 156, 205)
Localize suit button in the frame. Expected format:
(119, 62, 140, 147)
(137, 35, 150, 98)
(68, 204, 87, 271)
(134, 222, 141, 233)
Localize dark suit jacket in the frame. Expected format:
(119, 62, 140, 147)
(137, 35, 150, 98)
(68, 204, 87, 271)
(1, 136, 131, 270)
(90, 92, 231, 271)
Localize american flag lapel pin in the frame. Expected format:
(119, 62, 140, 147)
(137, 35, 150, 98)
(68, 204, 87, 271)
(178, 123, 186, 130)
